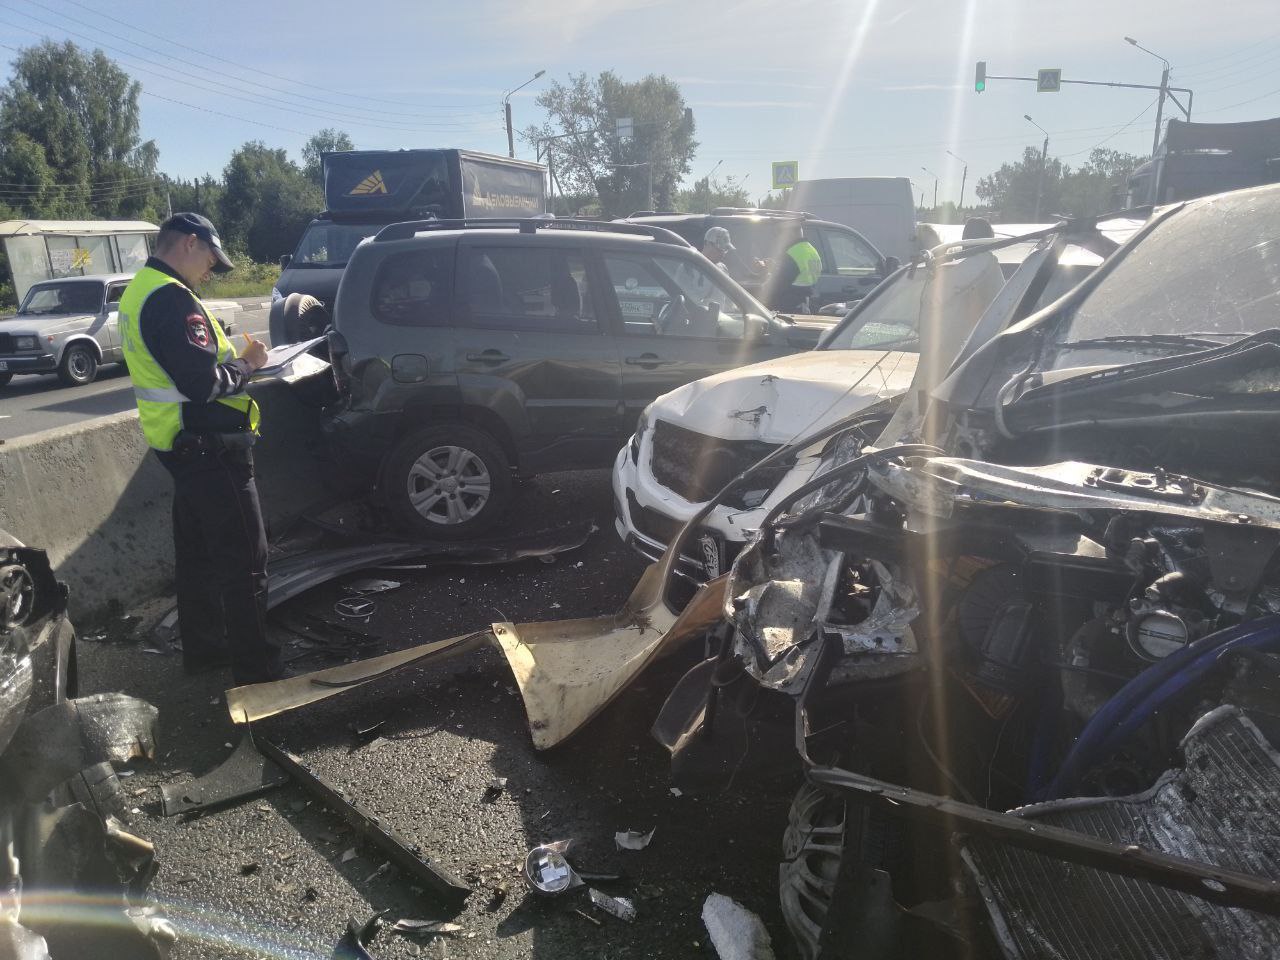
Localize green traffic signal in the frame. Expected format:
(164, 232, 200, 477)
(975, 60, 987, 93)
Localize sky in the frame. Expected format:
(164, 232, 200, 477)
(2, 0, 1279, 207)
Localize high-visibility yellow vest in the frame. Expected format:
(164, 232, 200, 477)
(786, 240, 823, 287)
(118, 265, 260, 451)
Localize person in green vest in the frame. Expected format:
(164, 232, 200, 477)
(764, 227, 823, 312)
(119, 213, 285, 685)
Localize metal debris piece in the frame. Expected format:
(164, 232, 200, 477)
(702, 893, 777, 960)
(160, 736, 288, 816)
(145, 607, 181, 653)
(332, 915, 382, 960)
(390, 920, 462, 937)
(227, 632, 488, 724)
(335, 598, 376, 620)
(340, 848, 358, 864)
(363, 861, 391, 884)
(614, 828, 655, 851)
(574, 908, 602, 926)
(345, 579, 402, 595)
(588, 887, 637, 922)
(3, 694, 158, 804)
(522, 840, 581, 895)
(482, 777, 508, 802)
(257, 738, 471, 905)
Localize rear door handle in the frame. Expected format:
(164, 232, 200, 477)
(625, 353, 671, 367)
(466, 350, 510, 364)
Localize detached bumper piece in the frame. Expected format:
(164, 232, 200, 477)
(963, 705, 1280, 959)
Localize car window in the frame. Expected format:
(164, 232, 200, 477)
(18, 282, 103, 315)
(822, 270, 926, 351)
(106, 283, 128, 306)
(372, 249, 455, 326)
(460, 246, 597, 333)
(604, 253, 747, 340)
(823, 228, 880, 276)
(293, 222, 381, 267)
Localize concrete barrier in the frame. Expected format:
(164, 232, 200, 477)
(0, 373, 335, 621)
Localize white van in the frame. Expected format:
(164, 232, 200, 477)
(786, 177, 916, 263)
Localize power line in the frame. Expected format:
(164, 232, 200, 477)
(52, 0, 497, 114)
(1060, 97, 1158, 159)
(14, 0, 495, 122)
(1199, 82, 1280, 116)
(0, 11, 495, 133)
(1178, 30, 1280, 71)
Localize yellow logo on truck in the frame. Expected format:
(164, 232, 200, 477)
(349, 171, 388, 196)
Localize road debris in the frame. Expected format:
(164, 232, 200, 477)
(159, 735, 288, 817)
(340, 848, 358, 864)
(522, 840, 581, 895)
(332, 914, 382, 960)
(702, 893, 776, 960)
(390, 919, 462, 937)
(344, 578, 402, 594)
(614, 827, 656, 851)
(588, 887, 637, 922)
(482, 777, 508, 802)
(363, 861, 392, 883)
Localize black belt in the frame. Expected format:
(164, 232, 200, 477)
(172, 430, 256, 455)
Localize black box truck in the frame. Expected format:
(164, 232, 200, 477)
(271, 148, 545, 341)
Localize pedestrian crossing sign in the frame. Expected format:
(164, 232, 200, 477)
(772, 161, 799, 190)
(1037, 69, 1062, 92)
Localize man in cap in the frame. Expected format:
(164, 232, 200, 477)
(118, 213, 285, 685)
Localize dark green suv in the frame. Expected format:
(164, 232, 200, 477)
(326, 218, 835, 539)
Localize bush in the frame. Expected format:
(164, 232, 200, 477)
(198, 252, 280, 300)
(0, 278, 15, 313)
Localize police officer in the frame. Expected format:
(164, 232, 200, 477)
(765, 228, 823, 312)
(119, 213, 284, 685)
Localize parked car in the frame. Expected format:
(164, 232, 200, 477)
(623, 209, 894, 310)
(0, 274, 238, 388)
(324, 218, 838, 539)
(645, 183, 1280, 959)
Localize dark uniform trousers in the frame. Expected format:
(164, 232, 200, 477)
(159, 441, 282, 685)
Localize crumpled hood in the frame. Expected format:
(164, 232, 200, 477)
(649, 349, 919, 443)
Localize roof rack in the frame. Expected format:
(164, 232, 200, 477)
(372, 217, 690, 247)
(710, 206, 808, 219)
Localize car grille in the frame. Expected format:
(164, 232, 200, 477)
(625, 489, 741, 579)
(649, 419, 782, 504)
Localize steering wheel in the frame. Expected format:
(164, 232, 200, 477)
(655, 295, 688, 335)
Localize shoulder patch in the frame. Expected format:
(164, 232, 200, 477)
(185, 313, 211, 348)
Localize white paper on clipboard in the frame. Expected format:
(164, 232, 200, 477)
(249, 336, 328, 380)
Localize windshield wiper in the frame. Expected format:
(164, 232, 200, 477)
(1055, 333, 1229, 352)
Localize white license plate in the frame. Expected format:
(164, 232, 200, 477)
(0, 361, 8, 371)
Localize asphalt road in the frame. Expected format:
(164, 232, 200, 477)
(0, 298, 272, 442)
(75, 468, 804, 960)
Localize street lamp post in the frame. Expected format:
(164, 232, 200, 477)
(946, 149, 969, 210)
(504, 70, 546, 159)
(1024, 114, 1050, 221)
(1125, 36, 1171, 156)
(920, 167, 939, 212)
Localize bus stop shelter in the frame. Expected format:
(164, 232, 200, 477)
(1, 219, 158, 304)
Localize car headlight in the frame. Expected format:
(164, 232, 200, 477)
(271, 286, 284, 302)
(14, 335, 37, 350)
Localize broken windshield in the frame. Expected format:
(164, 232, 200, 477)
(1050, 187, 1280, 368)
(821, 268, 926, 351)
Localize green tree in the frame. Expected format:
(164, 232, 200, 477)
(523, 72, 696, 217)
(975, 146, 1142, 220)
(301, 128, 354, 185)
(0, 40, 161, 219)
(674, 175, 751, 213)
(218, 142, 323, 262)
(162, 174, 224, 222)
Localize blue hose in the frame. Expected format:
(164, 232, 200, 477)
(1043, 614, 1280, 799)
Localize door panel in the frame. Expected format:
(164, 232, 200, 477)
(601, 251, 780, 418)
(102, 282, 128, 360)
(453, 240, 623, 469)
(811, 225, 883, 306)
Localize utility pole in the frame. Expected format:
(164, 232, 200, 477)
(503, 70, 545, 159)
(920, 167, 939, 213)
(946, 149, 968, 210)
(1024, 115, 1050, 221)
(1125, 37, 1172, 156)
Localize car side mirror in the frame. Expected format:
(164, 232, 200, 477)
(106, 301, 120, 313)
(882, 256, 900, 275)
(744, 314, 771, 341)
(279, 254, 292, 269)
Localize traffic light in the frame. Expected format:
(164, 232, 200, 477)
(975, 61, 987, 93)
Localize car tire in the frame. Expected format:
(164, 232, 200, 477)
(0, 372, 12, 388)
(57, 343, 98, 386)
(270, 293, 330, 346)
(384, 425, 512, 540)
